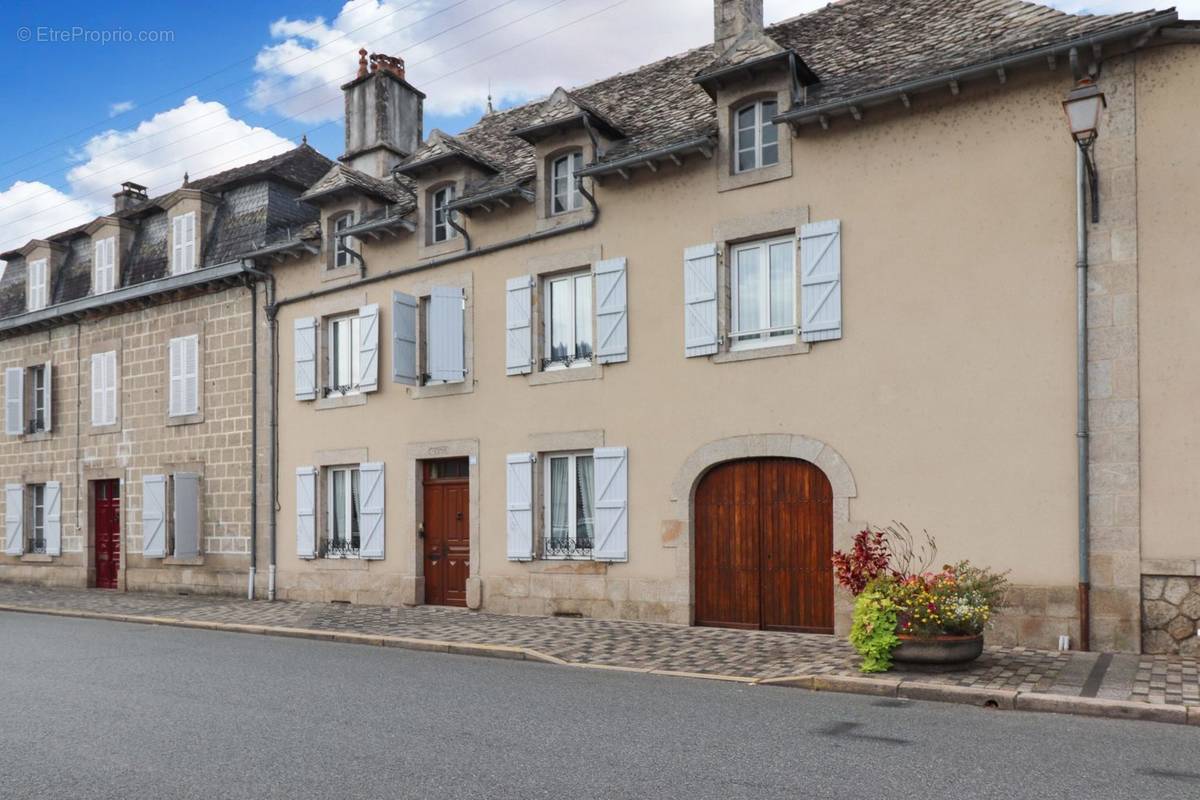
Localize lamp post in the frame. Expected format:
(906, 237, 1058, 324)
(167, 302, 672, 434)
(1063, 76, 1105, 652)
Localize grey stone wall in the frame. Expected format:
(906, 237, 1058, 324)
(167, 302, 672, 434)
(1142, 575, 1200, 655)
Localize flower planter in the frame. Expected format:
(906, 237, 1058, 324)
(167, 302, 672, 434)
(892, 633, 983, 665)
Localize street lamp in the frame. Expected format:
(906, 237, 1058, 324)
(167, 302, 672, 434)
(1062, 78, 1106, 222)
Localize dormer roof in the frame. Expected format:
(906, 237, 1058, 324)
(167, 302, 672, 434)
(693, 29, 818, 96)
(511, 87, 625, 144)
(392, 130, 504, 178)
(300, 163, 414, 208)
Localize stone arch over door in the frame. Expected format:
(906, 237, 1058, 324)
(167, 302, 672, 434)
(668, 434, 861, 635)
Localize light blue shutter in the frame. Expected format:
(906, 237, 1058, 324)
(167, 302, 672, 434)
(358, 462, 385, 560)
(4, 367, 22, 436)
(505, 276, 533, 375)
(293, 317, 318, 400)
(506, 452, 534, 560)
(43, 481, 61, 556)
(592, 447, 628, 562)
(684, 244, 719, 357)
(4, 484, 23, 556)
(594, 257, 628, 364)
(800, 220, 842, 342)
(142, 474, 167, 558)
(392, 292, 418, 386)
(173, 473, 201, 558)
(296, 466, 317, 559)
(42, 361, 52, 433)
(358, 304, 379, 392)
(428, 287, 465, 383)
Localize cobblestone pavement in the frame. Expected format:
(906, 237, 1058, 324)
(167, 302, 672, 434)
(1, 584, 1196, 706)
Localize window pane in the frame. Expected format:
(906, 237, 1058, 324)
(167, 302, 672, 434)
(332, 471, 346, 543)
(737, 148, 756, 172)
(575, 275, 592, 359)
(761, 142, 779, 167)
(769, 242, 795, 335)
(735, 247, 763, 338)
(736, 105, 756, 132)
(571, 153, 583, 210)
(575, 455, 594, 549)
(350, 469, 361, 549)
(549, 279, 571, 361)
(549, 458, 569, 548)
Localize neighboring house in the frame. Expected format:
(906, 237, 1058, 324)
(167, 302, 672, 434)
(4, 0, 1200, 656)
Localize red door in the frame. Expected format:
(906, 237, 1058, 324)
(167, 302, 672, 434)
(422, 460, 470, 607)
(694, 459, 833, 633)
(94, 480, 120, 590)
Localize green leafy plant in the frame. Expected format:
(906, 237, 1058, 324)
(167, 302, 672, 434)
(849, 578, 901, 673)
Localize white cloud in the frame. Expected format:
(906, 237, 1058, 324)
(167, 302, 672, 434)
(0, 181, 101, 278)
(108, 100, 136, 117)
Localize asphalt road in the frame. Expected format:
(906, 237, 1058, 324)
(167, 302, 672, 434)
(1, 611, 1197, 800)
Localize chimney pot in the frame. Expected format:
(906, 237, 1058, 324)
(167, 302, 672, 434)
(112, 181, 148, 213)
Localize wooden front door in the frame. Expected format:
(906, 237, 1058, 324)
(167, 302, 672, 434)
(422, 459, 470, 607)
(94, 480, 120, 590)
(694, 458, 833, 633)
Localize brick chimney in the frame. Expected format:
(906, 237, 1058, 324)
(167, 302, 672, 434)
(340, 49, 425, 178)
(112, 181, 148, 212)
(715, 0, 764, 51)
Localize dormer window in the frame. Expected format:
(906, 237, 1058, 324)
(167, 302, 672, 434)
(551, 151, 583, 214)
(431, 185, 457, 244)
(734, 99, 779, 173)
(171, 212, 197, 275)
(93, 237, 116, 294)
(27, 259, 48, 312)
(333, 212, 356, 269)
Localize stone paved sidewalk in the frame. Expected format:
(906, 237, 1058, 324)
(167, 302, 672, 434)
(1, 584, 1197, 710)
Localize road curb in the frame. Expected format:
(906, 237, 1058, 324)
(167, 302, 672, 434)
(898, 682, 1019, 710)
(1014, 692, 1189, 725)
(810, 674, 901, 697)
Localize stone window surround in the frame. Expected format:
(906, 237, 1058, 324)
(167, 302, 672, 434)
(401, 271, 475, 400)
(667, 433, 860, 635)
(11, 343, 53, 443)
(85, 337, 122, 435)
(401, 438, 482, 608)
(14, 466, 57, 564)
(313, 290, 370, 412)
(164, 321, 205, 427)
(161, 460, 205, 566)
(716, 79, 793, 193)
(420, 175, 467, 259)
(535, 135, 595, 233)
(527, 429, 607, 568)
(711, 206, 812, 364)
(82, 466, 125, 588)
(525, 244, 605, 387)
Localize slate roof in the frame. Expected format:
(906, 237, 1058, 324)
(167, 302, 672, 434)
(300, 163, 413, 206)
(395, 129, 505, 176)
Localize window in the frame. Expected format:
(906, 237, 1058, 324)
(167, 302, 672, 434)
(542, 270, 593, 369)
(327, 314, 361, 396)
(171, 212, 196, 274)
(27, 483, 46, 555)
(90, 351, 118, 427)
(168, 335, 199, 417)
(333, 213, 355, 269)
(730, 236, 796, 350)
(27, 259, 48, 312)
(325, 466, 361, 558)
(734, 99, 779, 173)
(543, 452, 594, 559)
(94, 237, 116, 294)
(29, 365, 47, 434)
(550, 151, 583, 214)
(431, 185, 457, 244)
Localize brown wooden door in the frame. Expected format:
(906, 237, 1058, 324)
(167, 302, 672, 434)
(94, 480, 120, 590)
(694, 459, 833, 633)
(422, 460, 470, 607)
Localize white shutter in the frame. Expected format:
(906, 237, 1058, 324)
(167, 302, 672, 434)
(173, 212, 196, 274)
(295, 466, 317, 559)
(392, 292, 418, 386)
(4, 367, 23, 436)
(358, 462, 385, 560)
(4, 484, 23, 556)
(171, 216, 184, 274)
(142, 474, 167, 558)
(168, 338, 182, 417)
(800, 219, 843, 342)
(94, 237, 115, 294)
(594, 257, 628, 364)
(592, 447, 629, 562)
(172, 473, 201, 558)
(28, 259, 47, 310)
(505, 275, 533, 376)
(43, 481, 61, 557)
(170, 335, 199, 416)
(683, 244, 719, 357)
(506, 452, 534, 561)
(42, 361, 52, 433)
(184, 212, 196, 271)
(357, 304, 379, 393)
(428, 286, 465, 383)
(90, 354, 103, 426)
(293, 317, 318, 401)
(105, 351, 118, 426)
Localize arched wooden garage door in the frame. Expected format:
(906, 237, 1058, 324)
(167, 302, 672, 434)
(694, 458, 833, 633)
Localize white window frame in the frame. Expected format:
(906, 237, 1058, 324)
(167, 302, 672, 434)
(431, 185, 457, 244)
(325, 465, 361, 558)
(29, 364, 47, 434)
(542, 451, 595, 560)
(326, 313, 361, 397)
(94, 237, 116, 294)
(734, 99, 780, 173)
(550, 151, 583, 215)
(333, 212, 355, 269)
(168, 334, 200, 418)
(541, 270, 593, 370)
(27, 259, 48, 312)
(91, 350, 118, 427)
(27, 483, 46, 555)
(729, 235, 797, 351)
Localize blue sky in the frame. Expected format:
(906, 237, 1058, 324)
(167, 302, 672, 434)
(0, 0, 1191, 264)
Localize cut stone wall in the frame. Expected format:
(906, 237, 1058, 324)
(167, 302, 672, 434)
(1142, 575, 1200, 655)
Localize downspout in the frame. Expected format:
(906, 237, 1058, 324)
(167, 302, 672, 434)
(248, 278, 257, 599)
(240, 262, 278, 601)
(1076, 145, 1091, 651)
(447, 211, 472, 252)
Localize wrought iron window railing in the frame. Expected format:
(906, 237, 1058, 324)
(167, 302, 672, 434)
(28, 538, 46, 555)
(543, 536, 593, 559)
(321, 538, 360, 558)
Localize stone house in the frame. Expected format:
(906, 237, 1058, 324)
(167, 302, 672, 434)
(4, 0, 1200, 655)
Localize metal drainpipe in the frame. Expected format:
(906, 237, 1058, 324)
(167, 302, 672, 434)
(1076, 145, 1091, 652)
(240, 262, 279, 601)
(248, 279, 257, 599)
